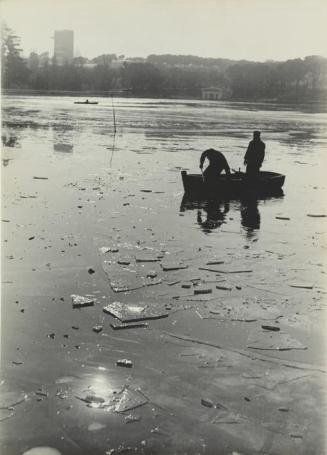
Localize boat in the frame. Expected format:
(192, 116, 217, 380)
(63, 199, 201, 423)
(74, 100, 98, 105)
(181, 170, 285, 197)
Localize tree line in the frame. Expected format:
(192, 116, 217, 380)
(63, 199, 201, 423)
(2, 25, 327, 102)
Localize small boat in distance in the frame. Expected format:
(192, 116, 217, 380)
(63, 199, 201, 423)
(74, 99, 98, 105)
(181, 170, 285, 197)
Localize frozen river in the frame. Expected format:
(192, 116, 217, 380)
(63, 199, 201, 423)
(1, 96, 327, 454)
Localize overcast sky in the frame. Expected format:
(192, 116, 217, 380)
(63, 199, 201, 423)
(1, 0, 327, 61)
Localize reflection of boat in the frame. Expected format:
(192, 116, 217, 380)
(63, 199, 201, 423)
(240, 194, 261, 233)
(181, 190, 283, 236)
(181, 170, 285, 197)
(180, 195, 230, 233)
(74, 100, 98, 105)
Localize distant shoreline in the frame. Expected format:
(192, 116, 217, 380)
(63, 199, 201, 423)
(2, 88, 327, 112)
(2, 88, 130, 97)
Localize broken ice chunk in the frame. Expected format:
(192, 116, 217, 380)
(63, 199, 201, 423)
(261, 325, 280, 332)
(216, 285, 232, 291)
(93, 325, 103, 333)
(194, 287, 212, 295)
(76, 394, 106, 406)
(109, 276, 145, 293)
(118, 258, 131, 265)
(116, 359, 133, 368)
(103, 302, 168, 322)
(103, 302, 144, 321)
(135, 253, 159, 263)
(206, 260, 225, 265)
(99, 247, 111, 254)
(110, 321, 149, 330)
(146, 270, 157, 278)
(35, 389, 49, 398)
(161, 262, 188, 271)
(71, 295, 94, 308)
(114, 389, 148, 413)
(289, 282, 313, 289)
(201, 398, 214, 408)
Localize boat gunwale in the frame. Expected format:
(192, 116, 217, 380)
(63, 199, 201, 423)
(181, 170, 285, 195)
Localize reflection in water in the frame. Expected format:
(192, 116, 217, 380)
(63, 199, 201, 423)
(109, 133, 116, 168)
(53, 143, 73, 153)
(180, 195, 230, 233)
(197, 200, 230, 233)
(181, 191, 284, 238)
(53, 126, 74, 153)
(240, 195, 260, 238)
(89, 373, 115, 399)
(2, 131, 20, 148)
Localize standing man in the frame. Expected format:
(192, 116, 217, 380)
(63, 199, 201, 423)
(199, 148, 231, 183)
(244, 131, 265, 179)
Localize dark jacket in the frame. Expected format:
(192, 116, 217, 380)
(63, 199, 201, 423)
(244, 140, 265, 168)
(200, 149, 230, 175)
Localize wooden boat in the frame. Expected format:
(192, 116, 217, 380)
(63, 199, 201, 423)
(74, 100, 98, 105)
(181, 170, 285, 197)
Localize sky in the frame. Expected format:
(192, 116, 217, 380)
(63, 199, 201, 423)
(1, 0, 327, 62)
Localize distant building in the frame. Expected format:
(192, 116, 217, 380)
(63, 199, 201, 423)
(54, 30, 74, 65)
(124, 57, 145, 64)
(110, 57, 145, 69)
(201, 87, 223, 100)
(82, 62, 97, 69)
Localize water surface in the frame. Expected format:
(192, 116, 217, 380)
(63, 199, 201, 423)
(1, 96, 327, 455)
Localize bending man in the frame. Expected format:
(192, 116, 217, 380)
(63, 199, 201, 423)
(199, 148, 231, 184)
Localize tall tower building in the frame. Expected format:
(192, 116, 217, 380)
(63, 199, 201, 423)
(54, 30, 74, 65)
